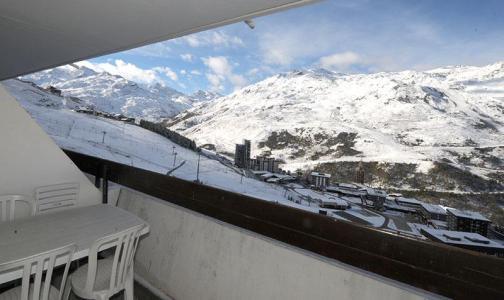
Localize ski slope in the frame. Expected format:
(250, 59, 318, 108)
(3, 79, 297, 205)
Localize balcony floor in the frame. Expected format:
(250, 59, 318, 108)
(67, 281, 166, 300)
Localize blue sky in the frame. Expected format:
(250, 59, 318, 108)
(84, 0, 504, 95)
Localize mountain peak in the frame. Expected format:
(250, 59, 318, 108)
(169, 61, 504, 174)
(190, 90, 222, 102)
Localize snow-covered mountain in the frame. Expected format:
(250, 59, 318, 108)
(2, 78, 301, 205)
(190, 90, 222, 103)
(168, 62, 504, 191)
(19, 64, 214, 120)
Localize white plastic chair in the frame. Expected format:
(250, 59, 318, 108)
(35, 183, 79, 214)
(0, 244, 76, 300)
(0, 195, 33, 222)
(64, 224, 146, 300)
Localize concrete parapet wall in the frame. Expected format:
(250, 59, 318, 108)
(118, 188, 440, 300)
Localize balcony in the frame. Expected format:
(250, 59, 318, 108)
(64, 150, 504, 300)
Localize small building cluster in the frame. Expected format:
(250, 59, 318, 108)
(325, 183, 502, 256)
(254, 171, 295, 184)
(231, 139, 502, 257)
(234, 139, 282, 173)
(75, 108, 136, 123)
(310, 172, 331, 189)
(249, 156, 281, 173)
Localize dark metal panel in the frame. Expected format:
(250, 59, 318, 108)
(64, 149, 504, 300)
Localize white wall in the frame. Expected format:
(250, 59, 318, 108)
(118, 188, 443, 300)
(0, 85, 100, 211)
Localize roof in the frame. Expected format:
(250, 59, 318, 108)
(447, 208, 490, 222)
(338, 183, 359, 189)
(420, 203, 447, 215)
(321, 197, 348, 206)
(260, 173, 275, 179)
(421, 228, 504, 249)
(260, 173, 293, 180)
(327, 186, 365, 196)
(395, 197, 422, 205)
(431, 220, 448, 229)
(310, 172, 331, 178)
(266, 178, 281, 183)
(252, 170, 269, 175)
(364, 188, 387, 197)
(384, 203, 418, 213)
(0, 0, 316, 80)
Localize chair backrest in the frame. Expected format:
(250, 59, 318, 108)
(35, 183, 79, 214)
(0, 244, 76, 300)
(85, 224, 146, 296)
(0, 195, 33, 222)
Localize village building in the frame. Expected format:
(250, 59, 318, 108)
(319, 196, 350, 210)
(446, 208, 491, 237)
(420, 228, 504, 257)
(394, 197, 423, 209)
(327, 183, 366, 197)
(420, 203, 448, 222)
(310, 172, 331, 189)
(234, 139, 251, 168)
(45, 85, 62, 96)
(360, 188, 387, 210)
(384, 200, 418, 214)
(249, 156, 281, 173)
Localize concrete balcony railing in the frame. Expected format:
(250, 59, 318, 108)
(64, 150, 504, 300)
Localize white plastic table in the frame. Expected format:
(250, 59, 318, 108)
(0, 204, 149, 284)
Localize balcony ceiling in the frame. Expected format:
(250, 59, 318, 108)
(0, 0, 315, 80)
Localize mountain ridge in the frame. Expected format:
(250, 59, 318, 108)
(168, 62, 504, 192)
(20, 63, 220, 120)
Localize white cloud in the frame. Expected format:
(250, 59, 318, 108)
(180, 69, 187, 75)
(180, 53, 194, 62)
(153, 66, 178, 81)
(190, 70, 202, 76)
(202, 56, 247, 91)
(183, 35, 201, 47)
(181, 31, 244, 48)
(127, 42, 171, 58)
(205, 73, 223, 91)
(318, 51, 361, 70)
(203, 56, 232, 76)
(77, 60, 181, 86)
(257, 23, 342, 66)
(90, 59, 164, 86)
(247, 68, 260, 76)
